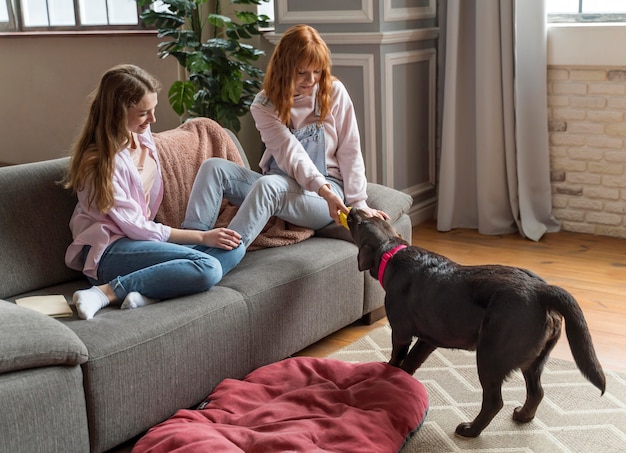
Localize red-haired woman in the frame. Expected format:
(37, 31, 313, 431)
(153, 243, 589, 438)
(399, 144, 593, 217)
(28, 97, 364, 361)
(183, 24, 388, 249)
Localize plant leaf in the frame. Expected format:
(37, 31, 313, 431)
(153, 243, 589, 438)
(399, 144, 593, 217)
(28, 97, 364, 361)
(235, 11, 258, 25)
(168, 80, 197, 116)
(207, 14, 231, 28)
(145, 0, 266, 133)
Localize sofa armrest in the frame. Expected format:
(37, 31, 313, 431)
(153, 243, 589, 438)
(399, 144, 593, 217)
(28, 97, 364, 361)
(316, 183, 413, 241)
(0, 301, 88, 374)
(364, 183, 413, 224)
(224, 128, 251, 170)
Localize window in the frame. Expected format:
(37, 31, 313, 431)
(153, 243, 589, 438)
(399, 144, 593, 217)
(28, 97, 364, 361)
(547, 0, 626, 23)
(0, 0, 158, 32)
(257, 0, 274, 30)
(1, 1, 271, 33)
(0, 1, 17, 31)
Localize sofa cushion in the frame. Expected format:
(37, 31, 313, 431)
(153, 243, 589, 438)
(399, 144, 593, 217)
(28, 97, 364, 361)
(59, 286, 251, 453)
(0, 301, 88, 374)
(218, 237, 364, 369)
(132, 357, 429, 453)
(0, 365, 90, 453)
(0, 158, 81, 299)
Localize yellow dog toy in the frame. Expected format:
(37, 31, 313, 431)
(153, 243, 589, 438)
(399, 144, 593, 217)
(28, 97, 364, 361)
(338, 208, 351, 230)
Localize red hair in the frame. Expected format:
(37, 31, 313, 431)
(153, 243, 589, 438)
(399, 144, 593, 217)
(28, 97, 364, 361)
(262, 24, 334, 126)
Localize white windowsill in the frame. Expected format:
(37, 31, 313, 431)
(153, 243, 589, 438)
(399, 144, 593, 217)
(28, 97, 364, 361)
(547, 23, 626, 67)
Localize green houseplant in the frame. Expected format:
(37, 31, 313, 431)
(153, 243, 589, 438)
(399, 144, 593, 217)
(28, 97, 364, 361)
(137, 0, 270, 133)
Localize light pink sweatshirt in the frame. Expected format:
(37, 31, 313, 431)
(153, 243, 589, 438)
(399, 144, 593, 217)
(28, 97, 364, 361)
(251, 80, 368, 209)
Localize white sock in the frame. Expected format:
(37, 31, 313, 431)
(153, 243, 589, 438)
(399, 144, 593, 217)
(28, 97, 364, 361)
(73, 287, 109, 320)
(121, 292, 158, 310)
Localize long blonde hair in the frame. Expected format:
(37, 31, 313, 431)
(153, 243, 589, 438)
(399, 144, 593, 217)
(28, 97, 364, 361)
(63, 64, 161, 212)
(262, 24, 334, 126)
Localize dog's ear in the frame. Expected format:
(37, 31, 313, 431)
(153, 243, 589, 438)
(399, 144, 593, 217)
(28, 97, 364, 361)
(357, 244, 376, 271)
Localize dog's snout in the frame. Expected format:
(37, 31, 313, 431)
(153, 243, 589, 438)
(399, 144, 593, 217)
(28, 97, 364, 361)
(346, 208, 360, 228)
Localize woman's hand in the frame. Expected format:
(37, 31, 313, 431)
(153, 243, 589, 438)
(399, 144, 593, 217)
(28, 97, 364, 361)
(318, 184, 390, 225)
(199, 228, 242, 250)
(169, 227, 242, 250)
(318, 184, 348, 225)
(357, 207, 390, 221)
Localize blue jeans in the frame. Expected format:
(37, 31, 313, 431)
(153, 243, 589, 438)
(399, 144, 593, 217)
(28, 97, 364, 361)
(182, 158, 345, 247)
(88, 238, 245, 301)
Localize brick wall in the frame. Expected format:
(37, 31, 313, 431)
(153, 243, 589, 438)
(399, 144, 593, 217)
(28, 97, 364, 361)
(547, 67, 626, 238)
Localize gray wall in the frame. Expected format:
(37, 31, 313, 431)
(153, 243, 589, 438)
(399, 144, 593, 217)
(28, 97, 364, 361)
(0, 34, 180, 165)
(0, 29, 266, 168)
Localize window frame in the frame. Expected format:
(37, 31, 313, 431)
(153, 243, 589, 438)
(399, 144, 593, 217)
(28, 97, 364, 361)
(548, 0, 626, 23)
(549, 13, 626, 23)
(0, 0, 15, 31)
(1, 0, 151, 32)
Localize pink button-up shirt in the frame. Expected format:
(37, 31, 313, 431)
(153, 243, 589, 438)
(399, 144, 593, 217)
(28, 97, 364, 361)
(65, 128, 171, 279)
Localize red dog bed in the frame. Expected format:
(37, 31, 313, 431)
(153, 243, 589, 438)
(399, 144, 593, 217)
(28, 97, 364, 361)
(133, 357, 428, 452)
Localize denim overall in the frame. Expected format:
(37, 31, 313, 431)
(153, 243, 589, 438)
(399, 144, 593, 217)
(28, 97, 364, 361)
(266, 100, 327, 177)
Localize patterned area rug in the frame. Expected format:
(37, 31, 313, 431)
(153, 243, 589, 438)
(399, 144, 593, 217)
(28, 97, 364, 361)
(328, 324, 626, 453)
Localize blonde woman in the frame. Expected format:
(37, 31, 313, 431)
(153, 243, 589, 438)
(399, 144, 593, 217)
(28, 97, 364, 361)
(183, 24, 388, 247)
(64, 64, 243, 320)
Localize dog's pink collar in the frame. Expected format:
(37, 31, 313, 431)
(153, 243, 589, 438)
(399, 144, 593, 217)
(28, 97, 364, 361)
(378, 244, 407, 288)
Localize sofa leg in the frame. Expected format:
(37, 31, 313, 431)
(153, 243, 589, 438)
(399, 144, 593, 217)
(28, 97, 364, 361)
(361, 306, 386, 325)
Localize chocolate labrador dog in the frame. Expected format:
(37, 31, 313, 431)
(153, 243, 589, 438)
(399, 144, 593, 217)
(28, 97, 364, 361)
(347, 208, 606, 438)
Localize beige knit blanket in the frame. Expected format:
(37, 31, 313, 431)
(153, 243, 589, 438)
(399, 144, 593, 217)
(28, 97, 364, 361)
(153, 118, 314, 250)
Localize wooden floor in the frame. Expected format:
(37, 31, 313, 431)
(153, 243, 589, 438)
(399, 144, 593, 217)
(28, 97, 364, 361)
(296, 220, 626, 374)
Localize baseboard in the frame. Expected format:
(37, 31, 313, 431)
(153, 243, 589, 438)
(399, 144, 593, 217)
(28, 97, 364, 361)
(409, 197, 437, 225)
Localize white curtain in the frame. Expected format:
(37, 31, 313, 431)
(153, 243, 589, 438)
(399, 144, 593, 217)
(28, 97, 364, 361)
(436, 0, 560, 241)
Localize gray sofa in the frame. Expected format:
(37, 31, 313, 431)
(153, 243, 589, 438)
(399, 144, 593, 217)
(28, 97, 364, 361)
(0, 129, 413, 453)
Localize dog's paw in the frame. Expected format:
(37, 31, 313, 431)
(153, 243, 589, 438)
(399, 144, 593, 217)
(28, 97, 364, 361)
(512, 406, 535, 423)
(455, 423, 481, 438)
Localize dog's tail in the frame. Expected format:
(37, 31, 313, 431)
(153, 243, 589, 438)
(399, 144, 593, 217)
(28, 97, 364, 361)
(542, 285, 606, 394)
